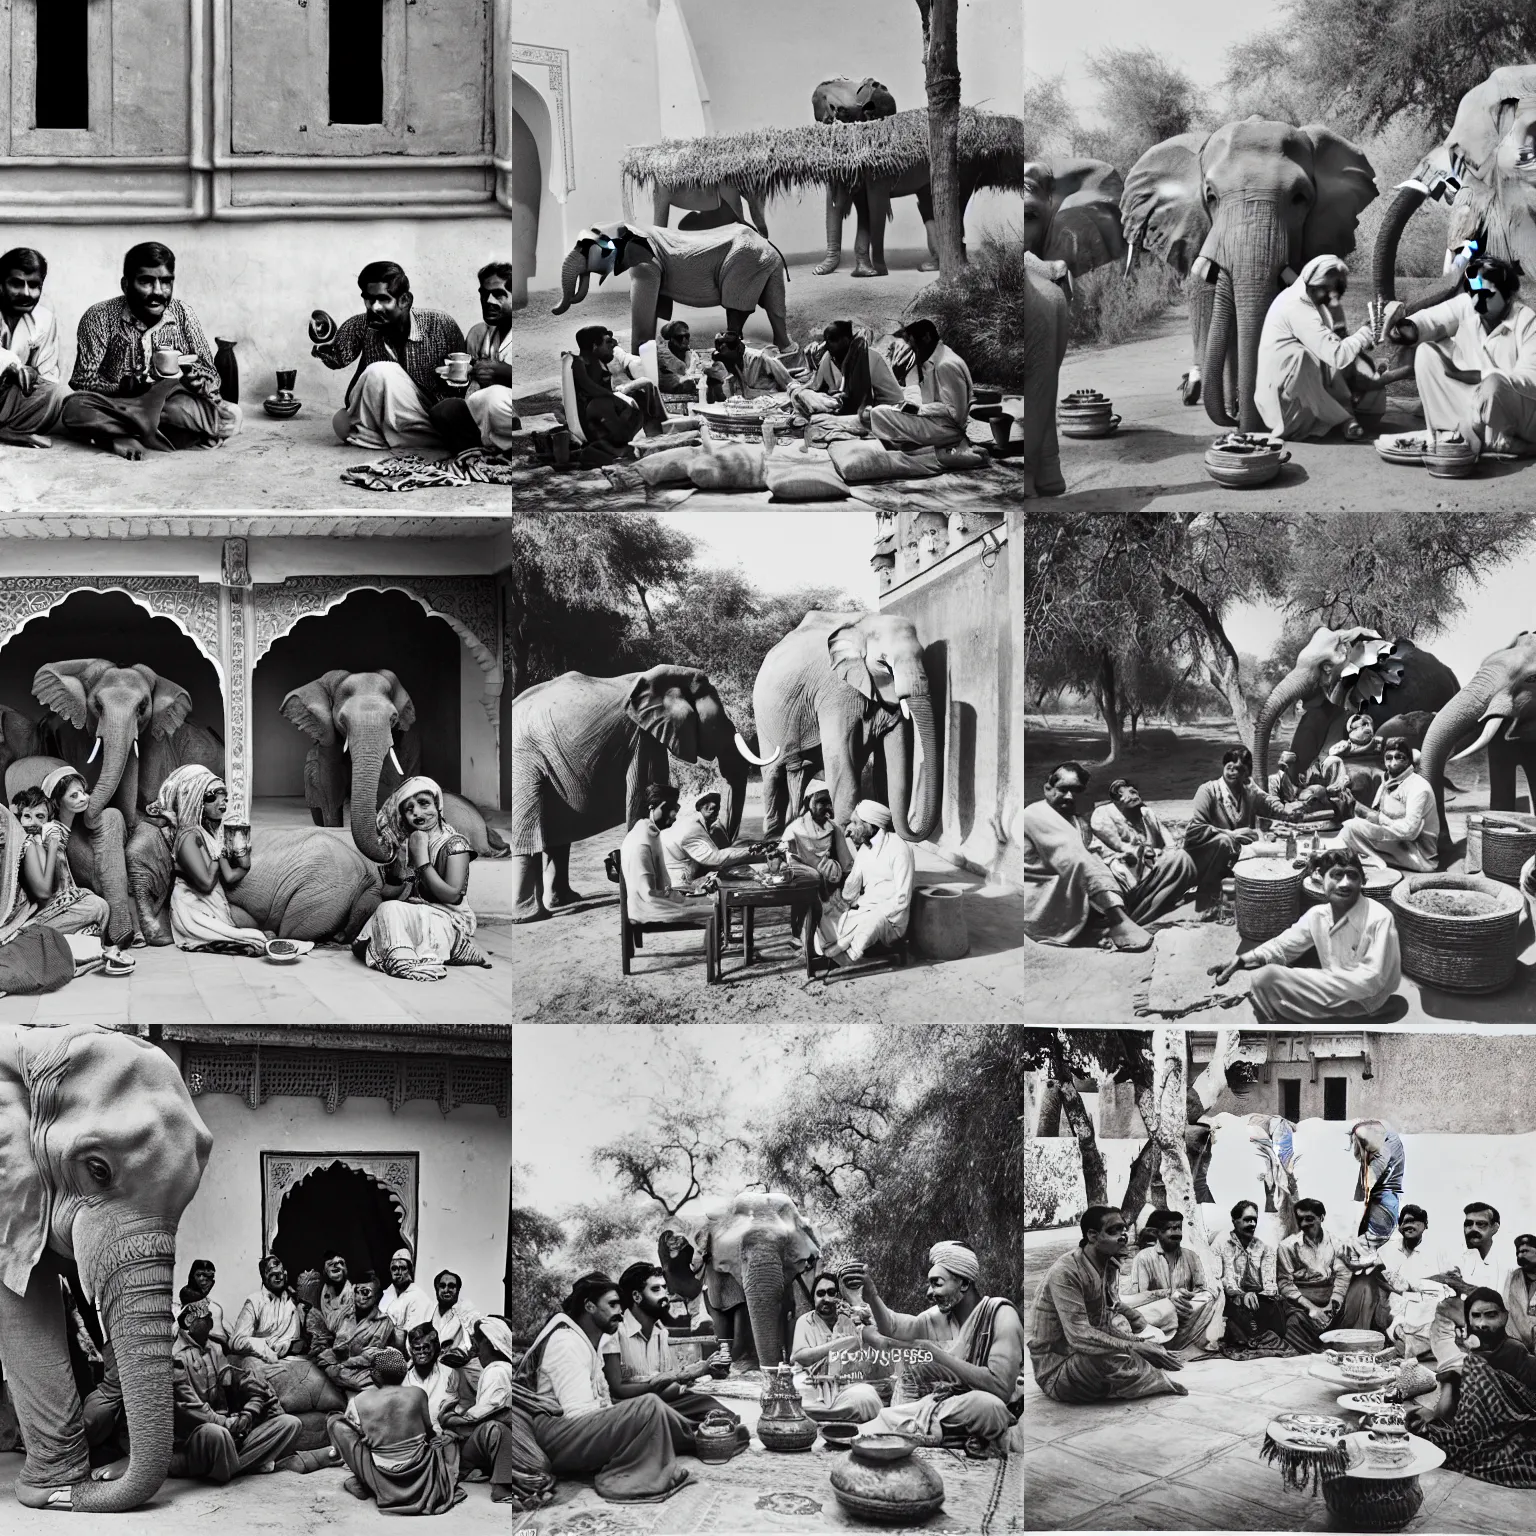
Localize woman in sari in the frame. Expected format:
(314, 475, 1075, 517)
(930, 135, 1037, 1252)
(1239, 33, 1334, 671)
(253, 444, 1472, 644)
(355, 777, 490, 982)
(150, 764, 312, 959)
(1183, 747, 1302, 903)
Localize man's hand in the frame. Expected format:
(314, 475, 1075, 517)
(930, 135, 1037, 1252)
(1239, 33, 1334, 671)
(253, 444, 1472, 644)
(1120, 1305, 1148, 1331)
(470, 358, 512, 387)
(407, 830, 431, 868)
(1241, 1293, 1260, 1312)
(9, 363, 38, 396)
(676, 1359, 711, 1383)
(1208, 956, 1252, 987)
(1139, 1343, 1182, 1372)
(1233, 827, 1261, 845)
(1171, 1293, 1194, 1320)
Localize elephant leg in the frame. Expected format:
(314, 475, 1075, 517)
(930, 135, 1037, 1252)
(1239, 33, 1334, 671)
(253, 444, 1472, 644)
(761, 758, 790, 839)
(719, 186, 747, 227)
(746, 192, 770, 238)
(1184, 281, 1216, 405)
(1489, 745, 1520, 813)
(814, 185, 850, 276)
(822, 725, 861, 824)
(628, 263, 664, 352)
(750, 267, 792, 350)
(916, 182, 940, 272)
(77, 811, 136, 947)
(1024, 268, 1069, 497)
(511, 853, 549, 923)
(0, 1251, 91, 1499)
(546, 845, 582, 907)
(851, 186, 877, 278)
(652, 188, 671, 228)
(126, 821, 174, 946)
(728, 1305, 757, 1367)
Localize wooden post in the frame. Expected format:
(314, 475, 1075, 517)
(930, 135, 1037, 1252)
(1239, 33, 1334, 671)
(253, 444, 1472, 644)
(923, 0, 966, 274)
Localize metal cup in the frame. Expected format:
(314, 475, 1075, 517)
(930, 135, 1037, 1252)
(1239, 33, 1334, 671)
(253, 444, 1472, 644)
(222, 822, 251, 859)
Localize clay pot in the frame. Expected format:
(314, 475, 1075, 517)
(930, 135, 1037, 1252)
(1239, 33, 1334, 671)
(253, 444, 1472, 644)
(1204, 434, 1289, 488)
(1057, 390, 1120, 438)
(1423, 439, 1477, 479)
(694, 1409, 741, 1464)
(829, 1437, 945, 1523)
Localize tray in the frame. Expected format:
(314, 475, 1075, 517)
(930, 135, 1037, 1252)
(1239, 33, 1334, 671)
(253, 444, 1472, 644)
(1376, 433, 1427, 465)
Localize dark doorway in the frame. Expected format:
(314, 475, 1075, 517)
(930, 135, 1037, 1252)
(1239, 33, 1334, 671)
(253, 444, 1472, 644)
(273, 1162, 405, 1286)
(329, 0, 384, 125)
(1323, 1077, 1348, 1121)
(1279, 1078, 1301, 1122)
(35, 0, 89, 130)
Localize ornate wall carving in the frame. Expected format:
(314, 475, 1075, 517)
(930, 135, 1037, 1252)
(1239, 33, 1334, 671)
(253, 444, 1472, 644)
(261, 1151, 419, 1261)
(509, 43, 576, 202)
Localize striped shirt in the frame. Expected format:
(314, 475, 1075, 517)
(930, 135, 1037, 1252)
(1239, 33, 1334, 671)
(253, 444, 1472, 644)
(70, 296, 219, 396)
(315, 307, 466, 406)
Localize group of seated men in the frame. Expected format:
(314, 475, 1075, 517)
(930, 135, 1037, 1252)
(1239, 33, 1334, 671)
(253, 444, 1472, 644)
(78, 1247, 522, 1509)
(618, 780, 915, 968)
(0, 241, 515, 461)
(567, 314, 974, 459)
(508, 1241, 1022, 1507)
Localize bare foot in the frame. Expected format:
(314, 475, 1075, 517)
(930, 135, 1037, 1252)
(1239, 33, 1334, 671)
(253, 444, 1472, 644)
(1106, 912, 1154, 952)
(547, 887, 585, 908)
(109, 436, 145, 461)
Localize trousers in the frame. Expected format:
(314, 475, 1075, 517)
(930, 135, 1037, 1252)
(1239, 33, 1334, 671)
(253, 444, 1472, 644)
(169, 1414, 303, 1483)
(530, 1395, 691, 1502)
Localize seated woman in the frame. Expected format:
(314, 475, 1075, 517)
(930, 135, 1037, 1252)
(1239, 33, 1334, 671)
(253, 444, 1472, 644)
(1209, 848, 1401, 1022)
(1255, 256, 1389, 441)
(354, 777, 490, 982)
(1183, 747, 1300, 903)
(150, 764, 310, 958)
(15, 776, 134, 974)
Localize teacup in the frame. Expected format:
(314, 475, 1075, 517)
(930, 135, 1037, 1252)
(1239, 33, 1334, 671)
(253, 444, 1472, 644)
(444, 351, 472, 383)
(151, 346, 183, 378)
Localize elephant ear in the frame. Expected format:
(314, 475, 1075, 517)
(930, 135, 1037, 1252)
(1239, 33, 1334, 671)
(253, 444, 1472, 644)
(1120, 132, 1210, 277)
(378, 670, 418, 735)
(136, 665, 193, 740)
(1040, 158, 1127, 276)
(827, 623, 877, 702)
(280, 671, 349, 746)
(32, 658, 113, 730)
(627, 670, 701, 763)
(1300, 125, 1378, 259)
(0, 1030, 68, 1298)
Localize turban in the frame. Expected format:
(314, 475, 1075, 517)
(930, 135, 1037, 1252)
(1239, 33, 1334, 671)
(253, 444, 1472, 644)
(854, 799, 892, 830)
(475, 1316, 518, 1363)
(802, 778, 829, 805)
(929, 1241, 980, 1284)
(391, 1248, 414, 1267)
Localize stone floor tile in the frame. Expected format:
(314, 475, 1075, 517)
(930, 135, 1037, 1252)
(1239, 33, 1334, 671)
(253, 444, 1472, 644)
(1065, 1481, 1286, 1531)
(1055, 1413, 1242, 1479)
(1024, 1443, 1156, 1531)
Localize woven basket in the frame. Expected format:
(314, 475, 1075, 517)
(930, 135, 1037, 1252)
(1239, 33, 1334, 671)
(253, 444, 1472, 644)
(1204, 440, 1289, 488)
(1479, 816, 1536, 885)
(1391, 873, 1524, 993)
(1302, 866, 1402, 907)
(1423, 439, 1477, 479)
(1236, 857, 1305, 942)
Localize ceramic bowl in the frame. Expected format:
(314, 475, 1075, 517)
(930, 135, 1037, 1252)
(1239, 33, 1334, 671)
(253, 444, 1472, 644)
(852, 1433, 917, 1463)
(265, 939, 303, 964)
(263, 396, 302, 419)
(820, 1424, 859, 1450)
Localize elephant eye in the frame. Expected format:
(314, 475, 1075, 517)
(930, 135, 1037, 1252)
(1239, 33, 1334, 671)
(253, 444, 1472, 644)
(85, 1157, 111, 1187)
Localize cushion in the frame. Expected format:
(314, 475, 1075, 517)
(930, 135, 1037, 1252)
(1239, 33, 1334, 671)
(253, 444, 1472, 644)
(635, 446, 703, 487)
(266, 1356, 346, 1415)
(766, 461, 851, 501)
(688, 443, 767, 492)
(935, 444, 989, 471)
(828, 439, 941, 484)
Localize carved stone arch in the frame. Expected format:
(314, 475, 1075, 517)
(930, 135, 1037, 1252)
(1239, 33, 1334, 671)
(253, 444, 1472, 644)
(262, 1151, 420, 1262)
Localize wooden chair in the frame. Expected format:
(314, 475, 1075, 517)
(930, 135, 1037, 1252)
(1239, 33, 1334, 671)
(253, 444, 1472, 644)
(609, 850, 718, 983)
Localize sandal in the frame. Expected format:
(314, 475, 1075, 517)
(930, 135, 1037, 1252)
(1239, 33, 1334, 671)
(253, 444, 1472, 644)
(103, 954, 136, 977)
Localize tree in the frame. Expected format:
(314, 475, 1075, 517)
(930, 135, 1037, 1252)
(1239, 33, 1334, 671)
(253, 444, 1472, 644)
(918, 0, 967, 274)
(507, 1201, 567, 1342)
(562, 1196, 663, 1282)
(1023, 72, 1078, 156)
(1080, 47, 1205, 170)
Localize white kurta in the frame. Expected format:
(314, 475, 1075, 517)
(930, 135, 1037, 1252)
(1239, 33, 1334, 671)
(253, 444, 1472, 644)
(1410, 292, 1536, 451)
(0, 305, 62, 383)
(869, 343, 973, 448)
(464, 319, 517, 450)
(815, 828, 915, 961)
(1340, 769, 1439, 871)
(619, 818, 712, 925)
(1254, 265, 1375, 440)
(1246, 895, 1401, 1022)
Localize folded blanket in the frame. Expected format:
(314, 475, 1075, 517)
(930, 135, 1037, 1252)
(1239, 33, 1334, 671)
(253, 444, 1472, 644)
(0, 925, 76, 995)
(1136, 924, 1251, 1018)
(340, 448, 518, 492)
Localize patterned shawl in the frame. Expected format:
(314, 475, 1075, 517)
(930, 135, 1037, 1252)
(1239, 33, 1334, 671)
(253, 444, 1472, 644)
(149, 764, 225, 835)
(0, 804, 35, 942)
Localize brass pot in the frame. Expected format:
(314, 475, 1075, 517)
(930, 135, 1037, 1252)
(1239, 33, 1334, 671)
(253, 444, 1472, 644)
(830, 1437, 945, 1523)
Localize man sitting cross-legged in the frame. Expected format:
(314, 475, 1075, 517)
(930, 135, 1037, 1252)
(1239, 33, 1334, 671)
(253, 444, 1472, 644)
(1023, 762, 1194, 951)
(620, 783, 718, 928)
(1276, 1198, 1352, 1353)
(704, 329, 796, 401)
(381, 1248, 436, 1348)
(514, 1272, 715, 1501)
(788, 321, 905, 436)
(230, 1255, 306, 1377)
(569, 326, 669, 456)
(1382, 1204, 1452, 1360)
(1090, 778, 1188, 902)
(1215, 1201, 1291, 1357)
(313, 1271, 398, 1395)
(781, 779, 856, 937)
(844, 1243, 1023, 1456)
(867, 319, 972, 451)
(1210, 847, 1402, 1022)
(1339, 735, 1440, 872)
(405, 1323, 461, 1434)
(429, 260, 517, 453)
(790, 1271, 884, 1423)
(0, 246, 69, 447)
(430, 1268, 483, 1405)
(312, 260, 466, 450)
(169, 1300, 303, 1484)
(1121, 1211, 1221, 1359)
(61, 241, 238, 459)
(327, 1347, 465, 1514)
(600, 1263, 742, 1435)
(812, 799, 914, 967)
(306, 1252, 354, 1346)
(438, 1317, 540, 1505)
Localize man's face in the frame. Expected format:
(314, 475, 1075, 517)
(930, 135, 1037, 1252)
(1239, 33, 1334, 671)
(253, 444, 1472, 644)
(595, 334, 617, 366)
(1043, 771, 1085, 818)
(354, 1281, 379, 1316)
(1322, 865, 1363, 904)
(588, 1290, 624, 1334)
(1398, 1215, 1426, 1246)
(1158, 1218, 1184, 1254)
(122, 263, 174, 322)
(1298, 1210, 1324, 1241)
(1468, 1299, 1507, 1341)
(809, 791, 834, 827)
(435, 1274, 460, 1310)
(813, 1279, 839, 1318)
(262, 1260, 287, 1295)
(1518, 1240, 1536, 1274)
(637, 1276, 669, 1320)
(825, 331, 852, 363)
(479, 275, 514, 327)
(1235, 1208, 1259, 1242)
(408, 1332, 440, 1373)
(1348, 718, 1374, 747)
(1279, 755, 1297, 777)
(2, 268, 41, 315)
(16, 803, 46, 836)
(390, 1258, 413, 1290)
(664, 324, 691, 354)
(713, 335, 744, 368)
(1221, 759, 1246, 787)
(925, 1265, 966, 1314)
(846, 817, 872, 848)
(361, 280, 408, 329)
(186, 1312, 212, 1348)
(1088, 1214, 1130, 1262)
(1383, 748, 1409, 777)
(698, 799, 720, 828)
(324, 1256, 348, 1287)
(193, 1267, 215, 1297)
(654, 801, 678, 829)
(1466, 1211, 1499, 1249)
(1114, 785, 1143, 813)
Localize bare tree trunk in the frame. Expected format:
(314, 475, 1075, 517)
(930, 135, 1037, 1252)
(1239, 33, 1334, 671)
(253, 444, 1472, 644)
(1148, 1029, 1203, 1241)
(1035, 1079, 1063, 1136)
(1164, 576, 1254, 748)
(1092, 649, 1124, 767)
(1120, 1137, 1159, 1221)
(923, 0, 966, 274)
(1050, 1040, 1107, 1206)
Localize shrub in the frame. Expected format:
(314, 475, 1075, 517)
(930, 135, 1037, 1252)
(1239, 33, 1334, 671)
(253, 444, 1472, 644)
(909, 234, 1033, 389)
(1069, 263, 1185, 349)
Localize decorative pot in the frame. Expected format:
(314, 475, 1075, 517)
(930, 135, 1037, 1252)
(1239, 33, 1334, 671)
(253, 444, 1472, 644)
(988, 415, 1014, 450)
(829, 1436, 945, 1523)
(214, 337, 239, 404)
(1058, 390, 1120, 438)
(264, 367, 302, 419)
(1423, 439, 1477, 479)
(757, 1364, 817, 1452)
(1204, 434, 1289, 488)
(912, 884, 970, 961)
(694, 1409, 742, 1464)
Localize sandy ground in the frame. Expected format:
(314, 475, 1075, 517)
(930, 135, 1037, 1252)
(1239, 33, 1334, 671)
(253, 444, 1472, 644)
(1023, 713, 1536, 1026)
(510, 786, 1022, 1024)
(1053, 309, 1536, 513)
(1022, 1233, 1523, 1532)
(0, 1453, 506, 1532)
(0, 411, 509, 513)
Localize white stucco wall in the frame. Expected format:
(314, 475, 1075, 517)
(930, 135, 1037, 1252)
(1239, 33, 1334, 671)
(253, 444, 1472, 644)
(177, 1087, 508, 1321)
(461, 644, 500, 806)
(12, 218, 509, 409)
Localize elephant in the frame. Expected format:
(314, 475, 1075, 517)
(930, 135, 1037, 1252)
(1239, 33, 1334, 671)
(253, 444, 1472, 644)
(1122, 118, 1378, 432)
(0, 1022, 212, 1511)
(509, 665, 775, 923)
(279, 669, 510, 866)
(648, 181, 770, 237)
(551, 222, 791, 353)
(1374, 68, 1536, 325)
(754, 610, 940, 845)
(0, 704, 52, 788)
(687, 1192, 821, 1369)
(1420, 632, 1536, 864)
(1023, 250, 1073, 497)
(1253, 627, 1461, 787)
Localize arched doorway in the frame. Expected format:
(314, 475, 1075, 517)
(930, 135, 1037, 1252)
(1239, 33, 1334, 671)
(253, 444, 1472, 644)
(252, 588, 464, 805)
(273, 1162, 406, 1286)
(511, 106, 540, 309)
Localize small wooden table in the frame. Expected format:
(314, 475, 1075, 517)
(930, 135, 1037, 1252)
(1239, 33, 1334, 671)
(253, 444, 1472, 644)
(714, 863, 821, 978)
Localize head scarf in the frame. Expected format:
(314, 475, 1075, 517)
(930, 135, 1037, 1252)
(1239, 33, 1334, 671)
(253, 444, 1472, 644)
(150, 764, 225, 834)
(376, 777, 459, 862)
(474, 1315, 518, 1364)
(802, 778, 830, 810)
(929, 1240, 981, 1284)
(854, 799, 893, 830)
(40, 766, 83, 802)
(1297, 255, 1348, 292)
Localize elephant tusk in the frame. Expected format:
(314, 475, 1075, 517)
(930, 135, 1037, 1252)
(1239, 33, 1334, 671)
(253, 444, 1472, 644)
(86, 735, 102, 764)
(1451, 715, 1504, 762)
(130, 736, 138, 756)
(734, 729, 779, 767)
(342, 735, 349, 754)
(899, 698, 912, 720)
(389, 746, 404, 775)
(1125, 233, 1141, 280)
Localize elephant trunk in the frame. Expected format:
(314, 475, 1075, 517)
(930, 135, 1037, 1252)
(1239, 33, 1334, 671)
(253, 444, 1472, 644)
(87, 725, 138, 824)
(347, 744, 390, 864)
(71, 1223, 176, 1512)
(713, 730, 753, 843)
(1205, 204, 1288, 433)
(1372, 183, 1428, 305)
(739, 1237, 789, 1367)
(1420, 667, 1511, 857)
(551, 250, 590, 317)
(1254, 667, 1318, 783)
(1202, 270, 1238, 427)
(886, 694, 940, 841)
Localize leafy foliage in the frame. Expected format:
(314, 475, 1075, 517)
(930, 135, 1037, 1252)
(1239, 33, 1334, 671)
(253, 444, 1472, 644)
(1078, 47, 1208, 172)
(908, 233, 1033, 389)
(1068, 264, 1186, 350)
(507, 1201, 568, 1343)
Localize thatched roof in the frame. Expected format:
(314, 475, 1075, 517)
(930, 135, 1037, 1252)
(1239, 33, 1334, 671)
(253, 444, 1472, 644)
(620, 108, 1028, 205)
